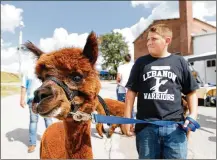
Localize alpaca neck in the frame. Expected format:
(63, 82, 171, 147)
(63, 117, 92, 159)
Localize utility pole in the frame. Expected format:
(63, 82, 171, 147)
(17, 21, 24, 78)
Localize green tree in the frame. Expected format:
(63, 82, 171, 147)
(99, 32, 129, 76)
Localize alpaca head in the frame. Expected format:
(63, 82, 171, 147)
(24, 32, 101, 120)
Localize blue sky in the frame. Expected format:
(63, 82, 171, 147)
(1, 1, 153, 46)
(1, 1, 216, 73)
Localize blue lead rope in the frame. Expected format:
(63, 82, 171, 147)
(92, 114, 200, 132)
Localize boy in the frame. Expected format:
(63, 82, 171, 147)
(124, 24, 199, 159)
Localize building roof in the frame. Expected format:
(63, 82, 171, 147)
(133, 18, 216, 43)
(183, 51, 216, 62)
(193, 18, 216, 28)
(192, 31, 216, 37)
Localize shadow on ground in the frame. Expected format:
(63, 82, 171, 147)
(5, 128, 41, 147)
(198, 113, 216, 142)
(91, 126, 111, 139)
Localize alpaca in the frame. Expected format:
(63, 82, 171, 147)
(95, 98, 126, 138)
(24, 32, 103, 159)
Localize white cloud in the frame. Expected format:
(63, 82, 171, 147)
(1, 4, 24, 33)
(39, 28, 103, 70)
(131, 1, 162, 8)
(1, 38, 12, 48)
(1, 38, 35, 73)
(207, 21, 216, 27)
(39, 28, 89, 52)
(130, 1, 216, 25)
(193, 1, 216, 21)
(1, 44, 19, 73)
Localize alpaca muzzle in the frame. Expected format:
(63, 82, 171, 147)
(33, 87, 54, 103)
(44, 76, 88, 114)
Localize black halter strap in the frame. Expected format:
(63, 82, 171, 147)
(45, 77, 110, 114)
(97, 95, 110, 116)
(47, 77, 80, 112)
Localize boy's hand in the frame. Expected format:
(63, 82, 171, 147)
(183, 115, 197, 131)
(124, 124, 135, 136)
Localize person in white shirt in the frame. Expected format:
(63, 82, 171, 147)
(20, 62, 53, 153)
(116, 54, 134, 117)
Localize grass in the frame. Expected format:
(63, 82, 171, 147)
(1, 85, 20, 97)
(1, 71, 20, 83)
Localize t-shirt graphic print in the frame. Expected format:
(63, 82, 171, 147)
(143, 66, 177, 101)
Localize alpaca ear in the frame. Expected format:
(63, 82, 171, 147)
(24, 41, 44, 58)
(83, 31, 98, 65)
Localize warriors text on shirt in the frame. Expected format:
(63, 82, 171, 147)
(143, 69, 177, 101)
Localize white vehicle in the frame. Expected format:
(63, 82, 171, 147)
(184, 51, 216, 107)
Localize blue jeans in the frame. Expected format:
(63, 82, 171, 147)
(136, 124, 187, 159)
(27, 100, 53, 146)
(116, 86, 134, 118)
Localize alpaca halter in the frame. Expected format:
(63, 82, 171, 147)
(47, 76, 89, 120)
(44, 77, 109, 122)
(68, 111, 93, 122)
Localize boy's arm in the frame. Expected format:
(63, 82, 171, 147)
(124, 89, 136, 136)
(180, 57, 199, 128)
(186, 90, 198, 119)
(124, 58, 140, 136)
(183, 90, 198, 129)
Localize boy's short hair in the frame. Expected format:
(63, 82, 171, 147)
(124, 54, 131, 62)
(148, 24, 173, 39)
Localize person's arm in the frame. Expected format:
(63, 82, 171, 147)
(116, 73, 121, 83)
(183, 90, 198, 129)
(186, 91, 198, 119)
(181, 57, 199, 128)
(20, 74, 27, 108)
(124, 89, 137, 136)
(124, 58, 141, 136)
(116, 65, 122, 83)
(20, 87, 26, 108)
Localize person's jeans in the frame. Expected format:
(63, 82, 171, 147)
(136, 124, 187, 159)
(27, 99, 53, 146)
(116, 85, 134, 118)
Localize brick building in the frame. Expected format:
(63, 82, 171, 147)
(133, 1, 216, 60)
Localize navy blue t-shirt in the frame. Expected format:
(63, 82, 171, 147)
(125, 54, 199, 133)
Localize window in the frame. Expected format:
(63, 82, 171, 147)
(212, 60, 216, 67)
(207, 61, 211, 67)
(207, 60, 216, 67)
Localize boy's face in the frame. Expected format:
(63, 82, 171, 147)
(147, 32, 171, 55)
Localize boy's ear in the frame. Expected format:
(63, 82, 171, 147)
(165, 37, 172, 45)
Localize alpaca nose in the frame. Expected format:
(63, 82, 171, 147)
(34, 87, 53, 103)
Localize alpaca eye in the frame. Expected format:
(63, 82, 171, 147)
(72, 75, 82, 83)
(37, 76, 44, 82)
